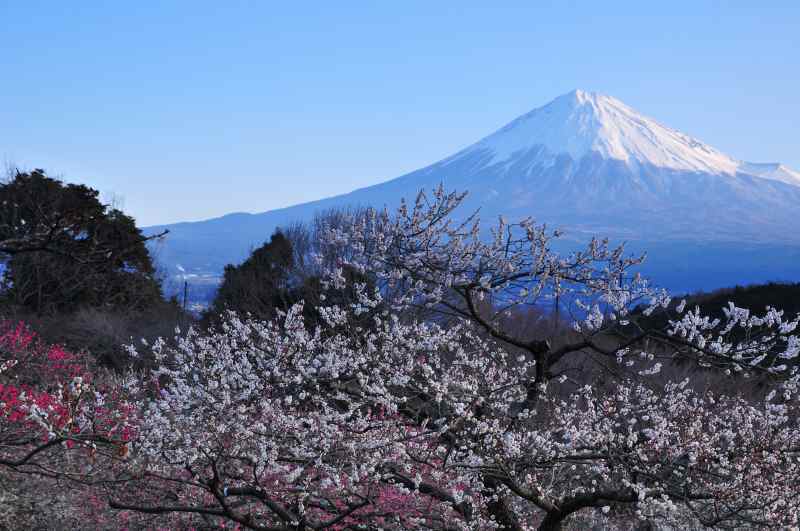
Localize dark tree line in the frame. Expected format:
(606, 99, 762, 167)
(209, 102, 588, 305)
(205, 208, 382, 331)
(0, 168, 183, 368)
(0, 169, 167, 314)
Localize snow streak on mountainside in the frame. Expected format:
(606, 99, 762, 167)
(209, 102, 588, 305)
(738, 162, 800, 187)
(146, 90, 800, 293)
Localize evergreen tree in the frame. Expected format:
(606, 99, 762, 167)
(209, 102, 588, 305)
(0, 169, 164, 314)
(207, 231, 296, 321)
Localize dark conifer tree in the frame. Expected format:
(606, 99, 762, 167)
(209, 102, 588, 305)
(0, 169, 165, 314)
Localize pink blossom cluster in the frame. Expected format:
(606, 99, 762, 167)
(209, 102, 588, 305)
(0, 321, 134, 471)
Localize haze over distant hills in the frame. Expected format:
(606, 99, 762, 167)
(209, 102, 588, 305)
(146, 90, 800, 294)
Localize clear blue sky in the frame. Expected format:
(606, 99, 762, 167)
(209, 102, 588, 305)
(2, 1, 798, 226)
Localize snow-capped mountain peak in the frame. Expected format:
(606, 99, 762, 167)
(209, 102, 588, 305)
(462, 89, 741, 175)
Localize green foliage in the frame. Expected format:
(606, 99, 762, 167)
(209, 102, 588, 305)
(0, 169, 164, 314)
(206, 228, 382, 330)
(207, 231, 297, 322)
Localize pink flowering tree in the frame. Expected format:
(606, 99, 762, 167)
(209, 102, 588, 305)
(0, 321, 134, 477)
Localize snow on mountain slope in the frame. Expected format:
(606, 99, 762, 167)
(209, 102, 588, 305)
(738, 162, 800, 187)
(454, 90, 742, 175)
(146, 90, 800, 293)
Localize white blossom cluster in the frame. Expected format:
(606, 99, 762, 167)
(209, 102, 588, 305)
(116, 188, 800, 529)
(126, 305, 522, 528)
(322, 187, 800, 378)
(665, 302, 800, 376)
(123, 298, 800, 528)
(321, 187, 652, 319)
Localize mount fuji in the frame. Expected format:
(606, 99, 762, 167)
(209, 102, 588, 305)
(146, 90, 800, 294)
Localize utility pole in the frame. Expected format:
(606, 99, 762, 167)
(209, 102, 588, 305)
(553, 291, 560, 332)
(183, 280, 189, 314)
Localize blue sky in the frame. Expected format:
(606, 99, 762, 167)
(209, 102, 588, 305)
(1, 1, 798, 225)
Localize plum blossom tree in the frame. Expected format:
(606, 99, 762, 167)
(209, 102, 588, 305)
(0, 321, 140, 528)
(102, 188, 800, 530)
(322, 187, 800, 381)
(1, 187, 796, 528)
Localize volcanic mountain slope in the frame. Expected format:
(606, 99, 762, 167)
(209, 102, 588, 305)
(147, 90, 800, 292)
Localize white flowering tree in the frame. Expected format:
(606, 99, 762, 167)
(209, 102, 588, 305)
(109, 188, 800, 530)
(323, 187, 800, 381)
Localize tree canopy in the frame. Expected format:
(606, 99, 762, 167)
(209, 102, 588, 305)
(208, 231, 296, 321)
(0, 169, 166, 314)
(207, 226, 382, 330)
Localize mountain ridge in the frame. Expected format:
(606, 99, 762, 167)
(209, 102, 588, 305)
(146, 90, 800, 293)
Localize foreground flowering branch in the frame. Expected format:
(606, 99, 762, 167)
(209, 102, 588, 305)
(4, 188, 800, 529)
(323, 186, 800, 380)
(116, 305, 800, 529)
